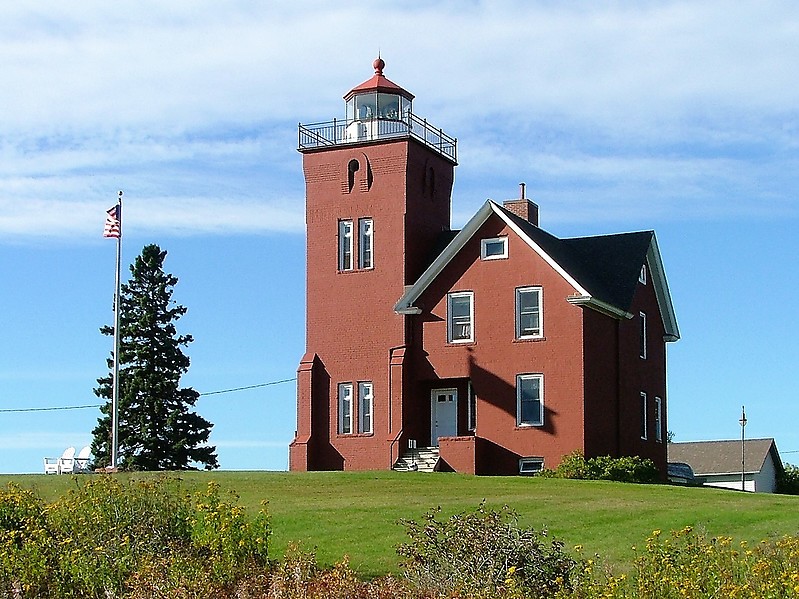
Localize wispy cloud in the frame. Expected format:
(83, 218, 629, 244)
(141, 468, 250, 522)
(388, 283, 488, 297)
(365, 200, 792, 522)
(1, 1, 797, 241)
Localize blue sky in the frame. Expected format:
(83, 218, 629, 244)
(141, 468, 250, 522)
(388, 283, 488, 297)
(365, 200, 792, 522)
(1, 1, 797, 473)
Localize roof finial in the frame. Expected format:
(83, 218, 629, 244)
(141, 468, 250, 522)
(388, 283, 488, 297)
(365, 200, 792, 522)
(373, 55, 385, 76)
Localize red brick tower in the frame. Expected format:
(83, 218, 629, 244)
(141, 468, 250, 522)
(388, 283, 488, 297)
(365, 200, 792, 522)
(289, 58, 458, 470)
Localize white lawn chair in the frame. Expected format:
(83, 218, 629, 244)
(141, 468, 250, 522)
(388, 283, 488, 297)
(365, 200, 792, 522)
(57, 446, 76, 475)
(43, 455, 60, 474)
(74, 446, 92, 473)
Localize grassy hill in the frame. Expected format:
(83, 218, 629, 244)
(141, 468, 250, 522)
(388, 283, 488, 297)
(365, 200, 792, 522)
(3, 470, 797, 579)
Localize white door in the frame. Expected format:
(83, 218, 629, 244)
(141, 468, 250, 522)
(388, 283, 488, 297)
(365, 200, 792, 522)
(431, 388, 458, 445)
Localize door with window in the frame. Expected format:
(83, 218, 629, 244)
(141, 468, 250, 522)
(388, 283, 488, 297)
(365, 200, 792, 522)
(431, 389, 458, 445)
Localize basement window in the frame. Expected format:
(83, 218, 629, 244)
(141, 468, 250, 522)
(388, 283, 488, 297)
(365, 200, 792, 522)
(519, 457, 544, 475)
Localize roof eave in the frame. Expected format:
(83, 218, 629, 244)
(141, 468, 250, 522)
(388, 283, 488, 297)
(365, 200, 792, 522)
(567, 295, 633, 319)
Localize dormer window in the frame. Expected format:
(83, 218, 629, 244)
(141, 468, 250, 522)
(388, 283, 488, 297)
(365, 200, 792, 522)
(481, 237, 507, 260)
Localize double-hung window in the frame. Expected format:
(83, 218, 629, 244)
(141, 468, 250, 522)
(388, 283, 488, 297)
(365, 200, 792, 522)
(516, 287, 542, 339)
(639, 312, 647, 359)
(654, 397, 663, 443)
(338, 383, 353, 434)
(338, 220, 353, 271)
(640, 392, 648, 440)
(517, 374, 543, 426)
(447, 292, 474, 343)
(358, 382, 373, 434)
(359, 218, 373, 269)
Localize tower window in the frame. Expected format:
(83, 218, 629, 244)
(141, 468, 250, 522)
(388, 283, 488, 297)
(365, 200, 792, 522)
(347, 159, 360, 193)
(358, 382, 373, 434)
(338, 220, 353, 271)
(338, 383, 353, 435)
(359, 218, 373, 269)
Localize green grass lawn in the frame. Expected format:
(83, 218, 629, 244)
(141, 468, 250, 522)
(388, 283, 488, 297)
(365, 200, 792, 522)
(3, 470, 798, 579)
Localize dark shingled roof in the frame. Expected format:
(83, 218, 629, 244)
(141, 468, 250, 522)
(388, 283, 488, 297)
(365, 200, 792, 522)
(668, 439, 783, 476)
(499, 206, 653, 312)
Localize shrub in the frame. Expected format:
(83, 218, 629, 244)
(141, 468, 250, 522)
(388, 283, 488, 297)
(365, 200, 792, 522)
(777, 463, 799, 495)
(0, 476, 270, 598)
(539, 451, 659, 484)
(397, 502, 578, 598)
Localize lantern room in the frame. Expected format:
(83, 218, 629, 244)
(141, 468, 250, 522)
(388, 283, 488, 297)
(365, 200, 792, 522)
(344, 57, 413, 123)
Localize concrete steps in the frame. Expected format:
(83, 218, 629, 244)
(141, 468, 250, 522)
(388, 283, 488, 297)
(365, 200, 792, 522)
(393, 446, 440, 473)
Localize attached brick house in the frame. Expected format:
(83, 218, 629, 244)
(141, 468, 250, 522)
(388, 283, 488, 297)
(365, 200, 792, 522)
(289, 59, 680, 476)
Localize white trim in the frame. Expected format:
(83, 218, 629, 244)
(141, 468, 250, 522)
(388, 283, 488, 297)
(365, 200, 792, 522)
(639, 264, 647, 284)
(447, 291, 474, 343)
(467, 380, 476, 432)
(646, 234, 680, 341)
(480, 236, 508, 260)
(515, 286, 543, 339)
(516, 373, 544, 427)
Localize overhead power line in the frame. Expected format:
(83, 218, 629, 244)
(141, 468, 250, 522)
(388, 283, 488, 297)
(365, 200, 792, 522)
(0, 377, 297, 414)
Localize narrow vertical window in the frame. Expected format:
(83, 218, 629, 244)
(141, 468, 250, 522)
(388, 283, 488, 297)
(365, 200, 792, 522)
(517, 374, 544, 426)
(338, 220, 353, 271)
(516, 287, 542, 338)
(639, 312, 647, 359)
(640, 392, 648, 440)
(338, 383, 353, 434)
(447, 292, 474, 343)
(654, 397, 663, 443)
(358, 382, 373, 434)
(639, 264, 647, 284)
(359, 218, 373, 269)
(467, 381, 476, 432)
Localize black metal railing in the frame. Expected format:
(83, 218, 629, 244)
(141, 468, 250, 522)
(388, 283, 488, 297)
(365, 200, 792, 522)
(298, 113, 457, 163)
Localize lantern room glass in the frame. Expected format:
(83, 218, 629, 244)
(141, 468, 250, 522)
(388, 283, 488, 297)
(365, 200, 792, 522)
(346, 92, 411, 122)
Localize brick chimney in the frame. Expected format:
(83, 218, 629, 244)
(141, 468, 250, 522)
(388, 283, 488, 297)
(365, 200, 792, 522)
(502, 182, 539, 226)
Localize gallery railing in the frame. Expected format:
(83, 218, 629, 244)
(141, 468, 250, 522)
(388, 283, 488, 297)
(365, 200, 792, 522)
(298, 113, 457, 163)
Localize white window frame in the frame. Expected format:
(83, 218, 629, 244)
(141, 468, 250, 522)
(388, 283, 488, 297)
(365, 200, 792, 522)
(358, 218, 373, 269)
(519, 457, 544, 475)
(338, 220, 353, 271)
(654, 396, 663, 443)
(639, 264, 647, 284)
(480, 237, 508, 260)
(338, 383, 353, 434)
(640, 392, 648, 440)
(358, 381, 373, 434)
(516, 374, 544, 427)
(447, 291, 474, 343)
(515, 286, 543, 339)
(639, 311, 647, 359)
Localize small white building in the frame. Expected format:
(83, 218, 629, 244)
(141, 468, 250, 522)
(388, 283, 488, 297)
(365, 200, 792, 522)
(668, 438, 784, 493)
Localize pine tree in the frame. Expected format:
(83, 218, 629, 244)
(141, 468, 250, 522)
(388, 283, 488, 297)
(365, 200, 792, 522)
(92, 244, 218, 470)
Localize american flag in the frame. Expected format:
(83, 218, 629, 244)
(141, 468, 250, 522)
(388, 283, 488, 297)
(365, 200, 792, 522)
(103, 205, 121, 238)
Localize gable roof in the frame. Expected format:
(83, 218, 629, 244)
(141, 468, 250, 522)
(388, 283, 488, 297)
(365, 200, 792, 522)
(668, 439, 784, 476)
(395, 200, 680, 341)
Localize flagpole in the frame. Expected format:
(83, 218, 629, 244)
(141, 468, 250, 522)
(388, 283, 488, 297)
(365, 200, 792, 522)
(111, 190, 123, 470)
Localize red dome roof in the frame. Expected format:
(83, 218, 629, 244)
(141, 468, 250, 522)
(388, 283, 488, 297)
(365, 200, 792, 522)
(344, 57, 414, 101)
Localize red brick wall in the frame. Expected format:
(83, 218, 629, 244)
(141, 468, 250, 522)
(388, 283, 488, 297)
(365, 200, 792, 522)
(292, 138, 454, 470)
(409, 213, 588, 473)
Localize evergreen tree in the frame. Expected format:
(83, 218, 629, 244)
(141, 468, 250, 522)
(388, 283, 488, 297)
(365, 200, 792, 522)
(92, 244, 218, 470)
